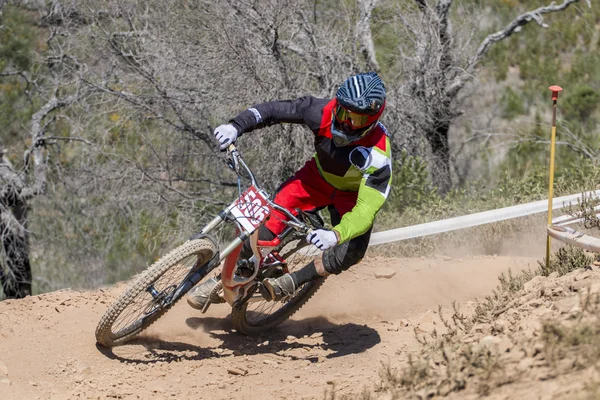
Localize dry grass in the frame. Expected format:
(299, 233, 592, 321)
(365, 245, 598, 399)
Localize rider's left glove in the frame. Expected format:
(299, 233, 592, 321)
(214, 124, 239, 151)
(306, 229, 338, 250)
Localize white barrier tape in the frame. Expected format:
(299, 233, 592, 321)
(551, 205, 600, 226)
(547, 225, 600, 253)
(370, 190, 600, 246)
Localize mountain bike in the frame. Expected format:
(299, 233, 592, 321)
(95, 144, 324, 347)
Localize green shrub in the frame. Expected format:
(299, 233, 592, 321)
(500, 87, 526, 119)
(562, 85, 599, 123)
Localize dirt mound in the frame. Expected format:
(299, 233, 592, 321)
(0, 255, 541, 399)
(378, 264, 600, 400)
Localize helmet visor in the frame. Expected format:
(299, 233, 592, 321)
(334, 105, 374, 129)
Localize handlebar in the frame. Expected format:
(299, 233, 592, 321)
(225, 143, 258, 187)
(224, 143, 311, 234)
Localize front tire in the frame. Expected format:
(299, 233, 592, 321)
(95, 238, 215, 347)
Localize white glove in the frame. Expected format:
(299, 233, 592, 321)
(214, 124, 238, 151)
(306, 229, 338, 250)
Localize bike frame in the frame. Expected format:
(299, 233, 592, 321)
(196, 144, 308, 306)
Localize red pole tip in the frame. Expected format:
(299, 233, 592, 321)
(549, 85, 563, 100)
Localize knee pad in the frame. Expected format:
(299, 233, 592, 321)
(322, 239, 368, 275)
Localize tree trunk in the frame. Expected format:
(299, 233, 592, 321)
(0, 200, 32, 299)
(426, 121, 451, 194)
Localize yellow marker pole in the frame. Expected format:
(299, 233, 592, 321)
(546, 85, 563, 268)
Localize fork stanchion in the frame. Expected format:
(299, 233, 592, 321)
(546, 85, 563, 269)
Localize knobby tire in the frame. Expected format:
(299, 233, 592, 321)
(231, 235, 324, 335)
(95, 238, 215, 347)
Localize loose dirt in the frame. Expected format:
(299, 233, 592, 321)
(0, 255, 539, 399)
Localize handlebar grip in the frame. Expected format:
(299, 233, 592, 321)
(227, 143, 237, 152)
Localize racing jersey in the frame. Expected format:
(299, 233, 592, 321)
(229, 96, 392, 243)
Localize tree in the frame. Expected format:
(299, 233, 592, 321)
(0, 0, 592, 297)
(0, 4, 91, 297)
(381, 0, 591, 192)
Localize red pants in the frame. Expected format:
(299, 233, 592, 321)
(265, 158, 358, 235)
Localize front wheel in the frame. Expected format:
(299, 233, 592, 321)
(231, 235, 324, 335)
(95, 238, 216, 347)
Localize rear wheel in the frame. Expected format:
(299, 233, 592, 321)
(231, 235, 324, 335)
(95, 238, 216, 347)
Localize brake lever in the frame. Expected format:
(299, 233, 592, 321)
(281, 219, 312, 236)
(225, 143, 238, 172)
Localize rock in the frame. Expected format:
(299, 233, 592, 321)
(478, 335, 502, 348)
(309, 332, 323, 339)
(374, 268, 396, 279)
(227, 367, 248, 376)
(527, 299, 543, 308)
(75, 361, 90, 374)
(574, 270, 592, 281)
(286, 335, 297, 341)
(415, 388, 436, 399)
(524, 276, 546, 293)
(492, 320, 508, 333)
(568, 303, 582, 315)
(475, 335, 512, 354)
(587, 281, 600, 295)
(548, 272, 559, 279)
(517, 357, 534, 372)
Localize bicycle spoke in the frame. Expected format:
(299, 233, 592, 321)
(110, 254, 198, 334)
(242, 240, 319, 325)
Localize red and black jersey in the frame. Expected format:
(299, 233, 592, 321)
(230, 96, 392, 243)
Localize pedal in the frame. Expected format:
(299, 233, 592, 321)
(201, 281, 224, 314)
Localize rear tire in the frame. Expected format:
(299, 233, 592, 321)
(95, 238, 215, 347)
(231, 235, 324, 335)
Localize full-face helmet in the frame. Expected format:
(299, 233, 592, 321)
(331, 72, 386, 147)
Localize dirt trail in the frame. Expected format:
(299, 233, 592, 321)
(0, 255, 537, 400)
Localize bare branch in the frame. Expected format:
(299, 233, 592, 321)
(21, 91, 83, 199)
(447, 0, 583, 97)
(356, 0, 381, 72)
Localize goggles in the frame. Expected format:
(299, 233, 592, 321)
(334, 105, 376, 129)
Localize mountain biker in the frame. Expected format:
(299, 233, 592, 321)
(187, 72, 392, 309)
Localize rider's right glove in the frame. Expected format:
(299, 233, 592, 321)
(214, 124, 238, 151)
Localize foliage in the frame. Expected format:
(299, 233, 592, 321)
(0, 6, 40, 145)
(384, 149, 438, 212)
(562, 84, 600, 123)
(0, 0, 597, 296)
(374, 154, 600, 258)
(500, 86, 526, 120)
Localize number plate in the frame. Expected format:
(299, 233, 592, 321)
(230, 186, 271, 234)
